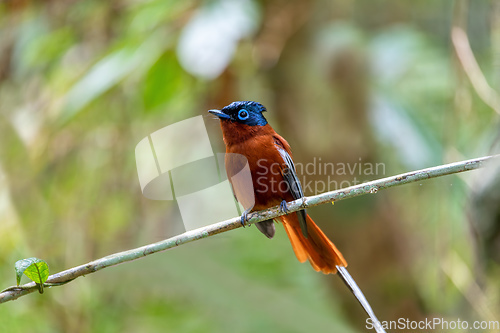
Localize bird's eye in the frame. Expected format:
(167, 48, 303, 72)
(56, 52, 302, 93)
(238, 109, 249, 120)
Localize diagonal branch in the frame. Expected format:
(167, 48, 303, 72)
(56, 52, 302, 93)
(1, 154, 498, 304)
(452, 26, 500, 116)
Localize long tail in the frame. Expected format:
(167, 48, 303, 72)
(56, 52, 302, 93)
(279, 213, 347, 274)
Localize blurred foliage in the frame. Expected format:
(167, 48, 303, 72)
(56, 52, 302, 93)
(1, 0, 500, 332)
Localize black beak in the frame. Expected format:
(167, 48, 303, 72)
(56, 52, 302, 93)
(208, 109, 231, 120)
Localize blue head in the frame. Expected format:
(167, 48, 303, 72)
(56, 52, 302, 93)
(209, 101, 268, 126)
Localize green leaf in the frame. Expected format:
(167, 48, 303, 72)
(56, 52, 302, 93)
(15, 257, 50, 286)
(61, 29, 169, 122)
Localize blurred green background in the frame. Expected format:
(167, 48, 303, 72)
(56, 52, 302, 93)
(1, 0, 500, 332)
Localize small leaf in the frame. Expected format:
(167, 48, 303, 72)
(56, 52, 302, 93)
(15, 257, 50, 286)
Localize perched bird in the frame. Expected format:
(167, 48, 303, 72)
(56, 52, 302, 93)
(209, 101, 347, 274)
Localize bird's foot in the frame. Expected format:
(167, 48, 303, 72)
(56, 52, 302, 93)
(279, 200, 289, 214)
(240, 209, 251, 227)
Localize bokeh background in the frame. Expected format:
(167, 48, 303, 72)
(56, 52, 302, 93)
(1, 0, 500, 332)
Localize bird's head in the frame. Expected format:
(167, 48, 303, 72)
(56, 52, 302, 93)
(209, 101, 268, 127)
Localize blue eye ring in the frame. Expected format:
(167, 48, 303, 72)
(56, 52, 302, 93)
(238, 109, 249, 121)
(238, 109, 249, 120)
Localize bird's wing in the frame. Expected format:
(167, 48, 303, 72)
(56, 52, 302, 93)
(273, 136, 308, 238)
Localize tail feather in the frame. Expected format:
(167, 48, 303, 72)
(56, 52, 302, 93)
(279, 213, 347, 274)
(281, 219, 308, 263)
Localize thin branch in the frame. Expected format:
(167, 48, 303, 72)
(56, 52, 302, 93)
(1, 154, 498, 304)
(452, 26, 500, 116)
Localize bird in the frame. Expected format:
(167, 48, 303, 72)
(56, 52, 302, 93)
(209, 101, 347, 274)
